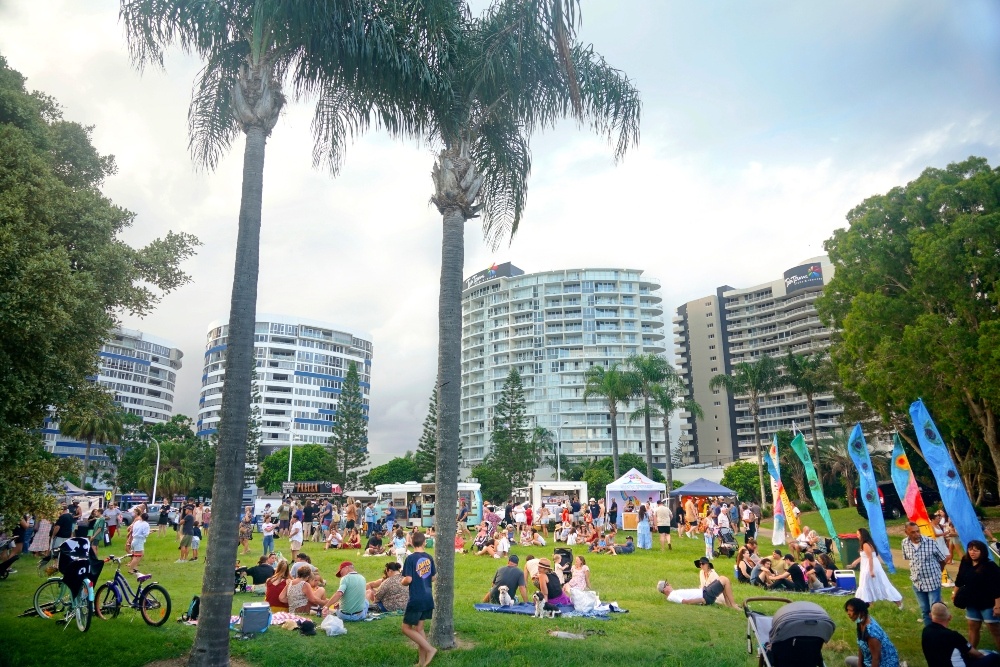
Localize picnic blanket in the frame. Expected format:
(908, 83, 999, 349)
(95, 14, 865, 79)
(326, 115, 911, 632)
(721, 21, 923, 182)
(809, 586, 853, 596)
(363, 610, 404, 622)
(473, 602, 628, 619)
(227, 611, 309, 626)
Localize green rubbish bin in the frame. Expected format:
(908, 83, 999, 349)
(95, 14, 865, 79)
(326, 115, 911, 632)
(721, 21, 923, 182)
(838, 533, 860, 568)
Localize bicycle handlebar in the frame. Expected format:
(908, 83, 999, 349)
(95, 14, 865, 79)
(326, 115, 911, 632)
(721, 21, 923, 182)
(103, 554, 135, 564)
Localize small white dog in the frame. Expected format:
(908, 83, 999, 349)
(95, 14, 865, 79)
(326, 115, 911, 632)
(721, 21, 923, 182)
(532, 591, 560, 618)
(498, 585, 514, 607)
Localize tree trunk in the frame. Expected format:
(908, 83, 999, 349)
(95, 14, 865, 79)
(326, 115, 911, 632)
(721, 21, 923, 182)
(751, 405, 767, 507)
(643, 394, 653, 478)
(662, 416, 672, 491)
(188, 126, 265, 667)
(610, 407, 620, 479)
(431, 206, 464, 650)
(83, 439, 92, 487)
(807, 394, 822, 478)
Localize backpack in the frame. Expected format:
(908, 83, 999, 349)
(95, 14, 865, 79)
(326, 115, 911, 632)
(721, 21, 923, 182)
(181, 595, 200, 622)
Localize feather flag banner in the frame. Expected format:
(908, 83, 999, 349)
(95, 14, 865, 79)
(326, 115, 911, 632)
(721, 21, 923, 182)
(763, 447, 786, 545)
(788, 433, 840, 551)
(766, 436, 801, 541)
(909, 399, 988, 557)
(890, 433, 935, 538)
(848, 424, 896, 573)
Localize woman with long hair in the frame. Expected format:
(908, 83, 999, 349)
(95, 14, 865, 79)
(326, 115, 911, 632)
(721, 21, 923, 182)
(844, 597, 901, 667)
(850, 527, 903, 609)
(953, 539, 1000, 649)
(636, 504, 652, 550)
(265, 559, 290, 612)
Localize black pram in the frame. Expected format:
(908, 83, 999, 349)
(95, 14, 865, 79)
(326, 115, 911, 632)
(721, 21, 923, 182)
(717, 527, 738, 557)
(58, 538, 102, 598)
(745, 597, 835, 667)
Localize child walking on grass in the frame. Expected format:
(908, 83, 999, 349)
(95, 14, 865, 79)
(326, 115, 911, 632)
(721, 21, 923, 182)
(401, 531, 437, 667)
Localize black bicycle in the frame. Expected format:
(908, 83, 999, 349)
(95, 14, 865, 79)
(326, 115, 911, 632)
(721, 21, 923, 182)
(94, 555, 171, 626)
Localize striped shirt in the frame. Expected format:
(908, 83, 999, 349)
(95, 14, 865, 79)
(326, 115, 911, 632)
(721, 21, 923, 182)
(902, 535, 947, 592)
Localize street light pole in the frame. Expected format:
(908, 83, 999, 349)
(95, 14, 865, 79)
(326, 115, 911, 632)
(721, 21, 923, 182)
(150, 437, 161, 505)
(286, 424, 294, 483)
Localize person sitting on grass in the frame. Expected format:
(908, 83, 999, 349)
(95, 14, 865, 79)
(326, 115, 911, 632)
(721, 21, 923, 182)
(366, 530, 385, 556)
(519, 526, 533, 547)
(536, 558, 572, 606)
(736, 547, 754, 583)
(801, 552, 830, 590)
(237, 555, 276, 586)
(366, 561, 409, 613)
(530, 528, 546, 547)
(612, 535, 635, 555)
(453, 533, 465, 553)
(923, 601, 1000, 667)
(693, 557, 742, 609)
(324, 561, 369, 621)
(265, 559, 290, 612)
(768, 553, 808, 592)
(495, 530, 510, 558)
(342, 528, 361, 550)
(475, 538, 496, 557)
(484, 554, 528, 604)
(281, 566, 328, 615)
(290, 552, 312, 578)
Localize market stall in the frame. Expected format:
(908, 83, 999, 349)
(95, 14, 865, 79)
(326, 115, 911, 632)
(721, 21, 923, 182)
(605, 468, 666, 529)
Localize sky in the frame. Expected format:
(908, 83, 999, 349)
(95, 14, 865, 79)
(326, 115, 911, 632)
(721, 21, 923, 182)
(2, 1, 1000, 465)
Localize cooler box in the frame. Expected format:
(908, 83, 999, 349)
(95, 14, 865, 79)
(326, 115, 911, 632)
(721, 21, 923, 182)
(835, 570, 857, 592)
(237, 602, 271, 635)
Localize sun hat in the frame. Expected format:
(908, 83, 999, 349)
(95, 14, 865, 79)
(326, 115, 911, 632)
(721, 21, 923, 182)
(336, 561, 354, 577)
(537, 558, 552, 570)
(694, 557, 714, 569)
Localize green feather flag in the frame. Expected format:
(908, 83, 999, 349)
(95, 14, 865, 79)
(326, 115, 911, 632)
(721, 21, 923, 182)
(788, 433, 841, 552)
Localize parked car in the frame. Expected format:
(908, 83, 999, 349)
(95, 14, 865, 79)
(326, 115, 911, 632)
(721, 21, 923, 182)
(855, 480, 941, 520)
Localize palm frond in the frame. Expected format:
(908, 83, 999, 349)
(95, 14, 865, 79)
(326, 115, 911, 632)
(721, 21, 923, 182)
(187, 45, 244, 171)
(571, 44, 641, 162)
(473, 117, 530, 247)
(119, 0, 246, 70)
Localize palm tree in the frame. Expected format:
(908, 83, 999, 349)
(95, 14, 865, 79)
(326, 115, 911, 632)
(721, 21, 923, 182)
(710, 355, 781, 506)
(118, 4, 442, 664)
(583, 364, 636, 479)
(631, 369, 703, 491)
(783, 350, 831, 475)
(626, 353, 670, 477)
(137, 439, 195, 498)
(60, 393, 124, 488)
(425, 0, 639, 648)
(817, 429, 856, 507)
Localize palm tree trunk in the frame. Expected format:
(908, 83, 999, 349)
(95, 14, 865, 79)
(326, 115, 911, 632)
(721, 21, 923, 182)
(432, 206, 464, 650)
(642, 394, 653, 478)
(610, 408, 621, 479)
(83, 439, 92, 487)
(188, 126, 265, 667)
(807, 394, 822, 477)
(662, 416, 672, 491)
(752, 407, 767, 507)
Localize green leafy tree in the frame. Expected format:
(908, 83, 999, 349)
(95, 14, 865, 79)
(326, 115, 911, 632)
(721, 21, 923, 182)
(817, 156, 1000, 498)
(414, 389, 438, 482)
(625, 353, 669, 478)
(138, 438, 197, 500)
(470, 462, 512, 505)
(361, 453, 420, 489)
(711, 355, 782, 508)
(257, 444, 337, 494)
(591, 452, 665, 483)
(117, 2, 446, 661)
(721, 460, 761, 503)
(60, 385, 125, 488)
(484, 370, 538, 494)
(582, 467, 613, 500)
(583, 364, 635, 479)
(102, 412, 147, 494)
(426, 1, 640, 647)
(783, 351, 831, 475)
(630, 367, 702, 491)
(817, 429, 856, 507)
(328, 363, 370, 490)
(531, 427, 563, 477)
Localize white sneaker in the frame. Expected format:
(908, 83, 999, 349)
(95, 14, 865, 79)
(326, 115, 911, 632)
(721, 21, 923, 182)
(175, 559, 186, 563)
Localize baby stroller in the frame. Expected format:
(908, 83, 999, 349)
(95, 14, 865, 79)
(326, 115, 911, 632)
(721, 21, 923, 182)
(744, 597, 835, 667)
(553, 548, 572, 584)
(717, 527, 738, 558)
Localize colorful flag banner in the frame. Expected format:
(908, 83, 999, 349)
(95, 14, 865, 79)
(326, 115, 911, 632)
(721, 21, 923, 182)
(848, 424, 896, 573)
(788, 433, 840, 551)
(909, 399, 988, 558)
(890, 433, 935, 538)
(766, 436, 801, 541)
(763, 447, 786, 545)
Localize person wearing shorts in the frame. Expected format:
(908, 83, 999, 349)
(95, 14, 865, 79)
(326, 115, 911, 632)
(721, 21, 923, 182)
(278, 500, 290, 537)
(128, 513, 150, 573)
(401, 532, 436, 666)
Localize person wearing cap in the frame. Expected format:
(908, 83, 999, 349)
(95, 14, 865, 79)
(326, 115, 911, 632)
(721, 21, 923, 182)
(691, 557, 741, 608)
(484, 554, 528, 604)
(536, 558, 572, 606)
(324, 561, 368, 621)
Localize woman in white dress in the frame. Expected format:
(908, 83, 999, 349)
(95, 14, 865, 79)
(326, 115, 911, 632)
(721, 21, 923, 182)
(850, 527, 903, 609)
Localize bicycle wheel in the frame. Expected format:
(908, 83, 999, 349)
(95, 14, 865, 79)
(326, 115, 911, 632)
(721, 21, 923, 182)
(33, 578, 70, 619)
(94, 583, 121, 620)
(139, 584, 171, 626)
(74, 589, 92, 632)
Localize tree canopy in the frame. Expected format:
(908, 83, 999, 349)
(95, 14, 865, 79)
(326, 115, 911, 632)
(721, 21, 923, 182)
(361, 453, 419, 489)
(328, 363, 371, 490)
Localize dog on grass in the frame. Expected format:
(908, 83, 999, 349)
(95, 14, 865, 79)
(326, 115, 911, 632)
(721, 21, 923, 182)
(532, 591, 560, 618)
(498, 585, 514, 608)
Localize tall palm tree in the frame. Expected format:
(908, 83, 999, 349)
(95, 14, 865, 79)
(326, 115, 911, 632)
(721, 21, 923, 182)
(710, 355, 781, 506)
(783, 350, 830, 475)
(119, 4, 443, 664)
(137, 439, 195, 498)
(630, 368, 703, 491)
(583, 364, 636, 479)
(626, 353, 670, 477)
(425, 0, 639, 648)
(60, 393, 124, 488)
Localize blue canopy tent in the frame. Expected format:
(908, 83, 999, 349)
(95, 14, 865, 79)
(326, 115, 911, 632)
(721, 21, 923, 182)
(669, 478, 736, 498)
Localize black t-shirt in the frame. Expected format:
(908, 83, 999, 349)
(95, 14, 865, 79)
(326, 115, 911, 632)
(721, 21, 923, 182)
(366, 535, 383, 550)
(922, 622, 972, 667)
(541, 572, 563, 601)
(812, 563, 829, 587)
(240, 563, 275, 585)
(787, 563, 807, 591)
(303, 505, 316, 522)
(55, 512, 74, 538)
(491, 565, 527, 594)
(181, 514, 195, 536)
(571, 501, 581, 514)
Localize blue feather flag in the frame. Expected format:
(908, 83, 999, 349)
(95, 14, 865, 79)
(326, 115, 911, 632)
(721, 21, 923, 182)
(847, 424, 895, 573)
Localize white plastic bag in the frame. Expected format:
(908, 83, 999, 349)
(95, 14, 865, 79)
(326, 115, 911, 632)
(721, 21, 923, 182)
(570, 589, 600, 613)
(321, 613, 347, 636)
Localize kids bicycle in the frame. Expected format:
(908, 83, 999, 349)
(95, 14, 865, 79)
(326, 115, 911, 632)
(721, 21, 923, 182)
(94, 554, 171, 626)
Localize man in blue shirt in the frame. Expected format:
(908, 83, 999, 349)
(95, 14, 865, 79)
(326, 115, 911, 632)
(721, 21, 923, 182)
(401, 532, 436, 666)
(364, 503, 376, 537)
(385, 505, 397, 535)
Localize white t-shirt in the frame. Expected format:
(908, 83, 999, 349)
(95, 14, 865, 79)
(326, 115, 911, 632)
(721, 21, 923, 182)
(262, 522, 275, 538)
(289, 520, 303, 543)
(667, 588, 704, 604)
(717, 512, 730, 529)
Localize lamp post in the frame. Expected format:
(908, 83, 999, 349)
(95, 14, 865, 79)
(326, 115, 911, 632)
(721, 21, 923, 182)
(286, 423, 294, 483)
(150, 437, 161, 506)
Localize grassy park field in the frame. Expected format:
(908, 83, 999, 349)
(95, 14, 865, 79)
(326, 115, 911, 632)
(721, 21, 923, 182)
(0, 508, 981, 667)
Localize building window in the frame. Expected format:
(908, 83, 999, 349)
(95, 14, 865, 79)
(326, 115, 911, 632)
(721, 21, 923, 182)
(711, 367, 718, 372)
(709, 345, 716, 350)
(713, 401, 721, 406)
(706, 312, 713, 317)
(707, 323, 714, 328)
(713, 390, 720, 395)
(709, 356, 716, 361)
(708, 334, 715, 339)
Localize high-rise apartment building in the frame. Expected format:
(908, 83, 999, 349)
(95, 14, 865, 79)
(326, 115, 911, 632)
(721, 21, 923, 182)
(460, 263, 667, 468)
(197, 314, 373, 458)
(43, 326, 183, 460)
(674, 256, 840, 463)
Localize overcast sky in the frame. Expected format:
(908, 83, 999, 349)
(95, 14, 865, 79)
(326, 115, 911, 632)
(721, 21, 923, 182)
(3, 1, 999, 464)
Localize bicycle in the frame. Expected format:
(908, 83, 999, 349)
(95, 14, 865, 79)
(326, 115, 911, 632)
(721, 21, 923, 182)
(33, 574, 93, 632)
(94, 555, 171, 626)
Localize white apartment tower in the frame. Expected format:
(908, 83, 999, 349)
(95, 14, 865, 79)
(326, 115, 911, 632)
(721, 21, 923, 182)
(197, 314, 373, 458)
(460, 263, 667, 468)
(674, 257, 841, 463)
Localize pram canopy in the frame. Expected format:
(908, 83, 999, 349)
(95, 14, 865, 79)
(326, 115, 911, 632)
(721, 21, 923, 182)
(769, 601, 835, 644)
(58, 538, 91, 597)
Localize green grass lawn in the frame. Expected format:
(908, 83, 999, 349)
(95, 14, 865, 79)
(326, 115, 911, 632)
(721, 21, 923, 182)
(0, 520, 979, 667)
